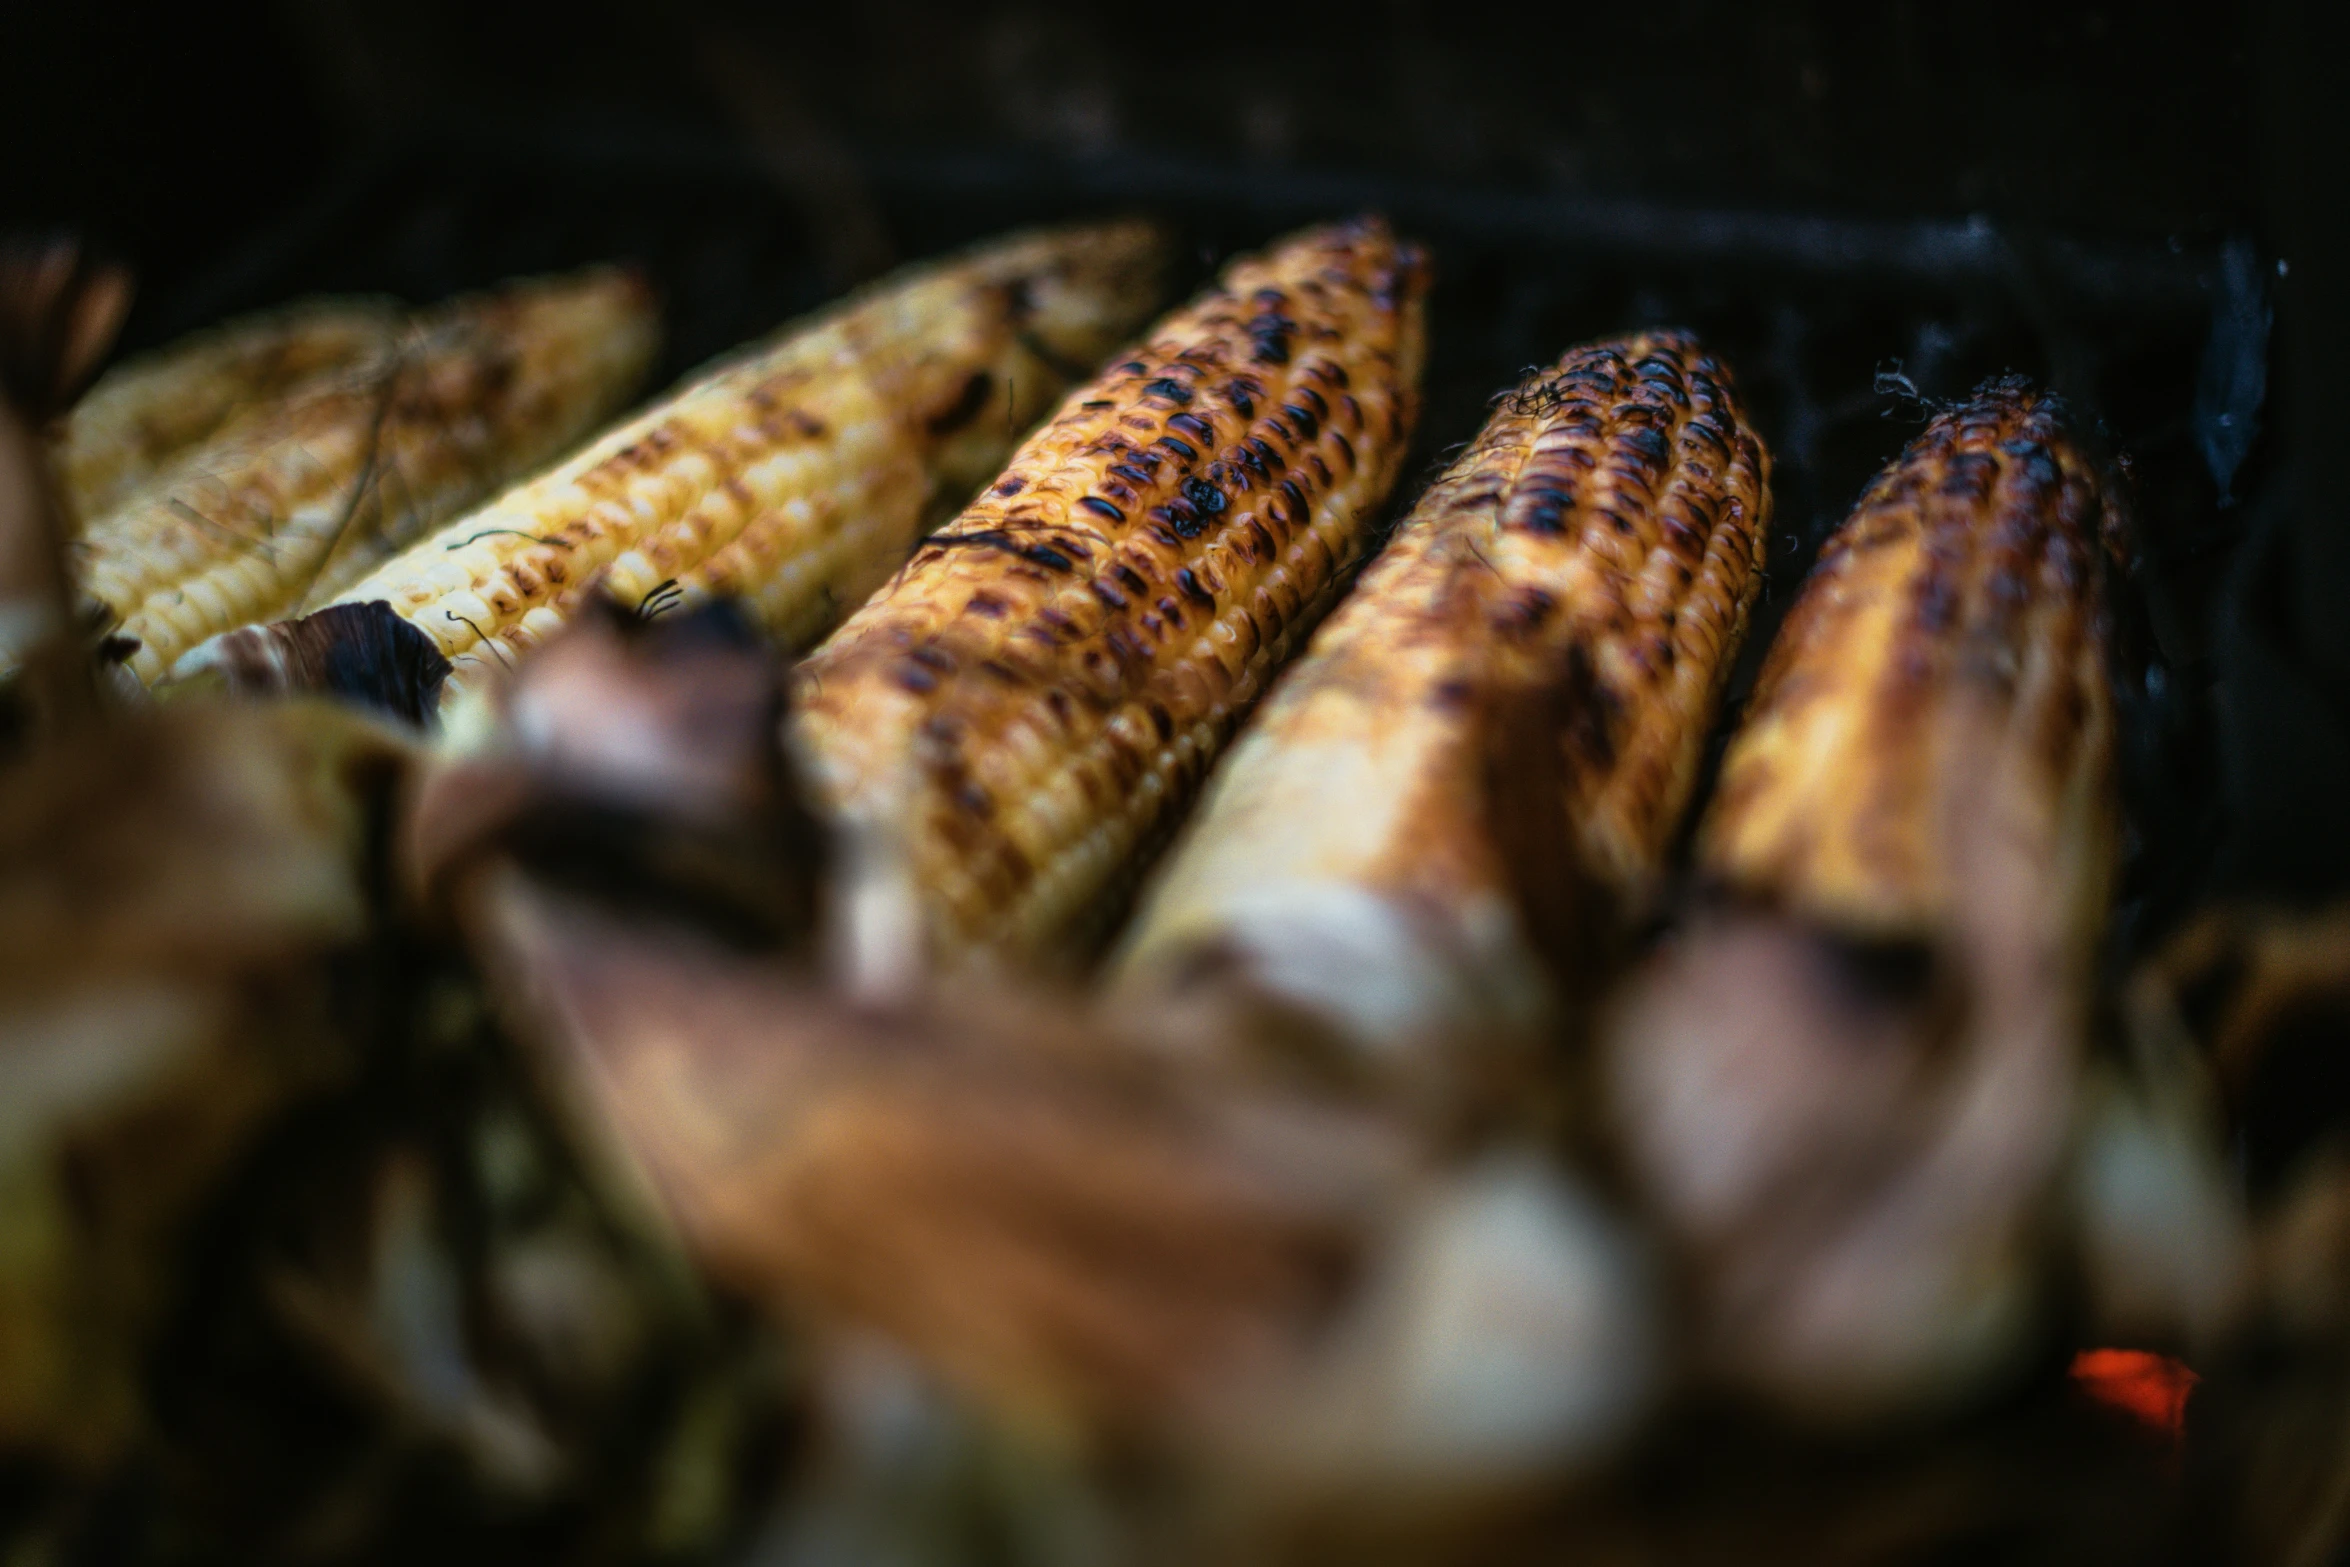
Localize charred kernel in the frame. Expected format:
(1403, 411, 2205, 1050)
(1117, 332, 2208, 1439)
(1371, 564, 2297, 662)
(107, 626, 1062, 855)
(1157, 435, 1199, 462)
(895, 663, 939, 693)
(1157, 596, 1186, 627)
(1091, 580, 1129, 610)
(994, 475, 1028, 497)
(1153, 500, 1206, 539)
(1623, 424, 1670, 465)
(1080, 496, 1126, 523)
(1177, 567, 1216, 607)
(1245, 437, 1284, 472)
(1082, 399, 1117, 409)
(1279, 479, 1308, 517)
(1110, 462, 1154, 485)
(1225, 383, 1256, 417)
(1329, 431, 1355, 470)
(1145, 377, 1194, 404)
(1149, 703, 1174, 740)
(1182, 476, 1227, 515)
(1282, 403, 1320, 439)
(1114, 564, 1149, 595)
(1168, 411, 1217, 444)
(1294, 385, 1328, 418)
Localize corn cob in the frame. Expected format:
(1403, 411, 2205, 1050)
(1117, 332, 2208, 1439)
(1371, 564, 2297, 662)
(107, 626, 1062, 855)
(66, 268, 657, 685)
(1699, 376, 2117, 942)
(788, 218, 1429, 971)
(52, 297, 401, 526)
(1111, 333, 1771, 1044)
(1601, 379, 2123, 1421)
(180, 222, 1168, 711)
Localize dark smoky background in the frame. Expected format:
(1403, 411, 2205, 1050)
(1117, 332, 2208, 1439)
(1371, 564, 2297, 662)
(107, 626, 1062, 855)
(4, 0, 2342, 949)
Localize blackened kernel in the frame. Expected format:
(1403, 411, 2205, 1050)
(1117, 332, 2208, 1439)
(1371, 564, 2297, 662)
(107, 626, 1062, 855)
(1082, 399, 1116, 409)
(1329, 431, 1355, 470)
(894, 664, 938, 694)
(1225, 383, 1256, 417)
(1109, 463, 1154, 485)
(1080, 496, 1126, 523)
(994, 475, 1027, 497)
(1152, 500, 1206, 539)
(1622, 425, 1671, 465)
(1177, 567, 1216, 607)
(1244, 437, 1284, 472)
(1168, 411, 1217, 444)
(1157, 596, 1185, 627)
(1182, 476, 1227, 515)
(1156, 435, 1199, 463)
(1279, 479, 1308, 516)
(1114, 564, 1149, 595)
(1118, 360, 1149, 374)
(1145, 377, 1193, 405)
(1282, 403, 1321, 439)
(1295, 385, 1328, 418)
(1091, 580, 1129, 611)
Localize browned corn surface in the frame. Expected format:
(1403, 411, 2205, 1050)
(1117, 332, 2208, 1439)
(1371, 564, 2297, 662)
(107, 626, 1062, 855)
(1700, 378, 2117, 939)
(52, 299, 401, 527)
(71, 269, 656, 685)
(306, 221, 1164, 709)
(792, 217, 1430, 969)
(1112, 332, 1771, 1041)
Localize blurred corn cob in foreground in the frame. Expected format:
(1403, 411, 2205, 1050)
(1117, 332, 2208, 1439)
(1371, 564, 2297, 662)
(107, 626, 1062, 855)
(1603, 379, 2125, 1420)
(395, 586, 1651, 1550)
(180, 222, 1168, 714)
(52, 295, 400, 525)
(60, 267, 657, 686)
(793, 217, 1429, 975)
(1113, 332, 1770, 1053)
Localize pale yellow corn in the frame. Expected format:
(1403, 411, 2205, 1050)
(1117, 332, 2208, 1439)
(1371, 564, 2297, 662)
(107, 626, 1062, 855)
(71, 268, 657, 684)
(52, 297, 400, 526)
(290, 221, 1166, 710)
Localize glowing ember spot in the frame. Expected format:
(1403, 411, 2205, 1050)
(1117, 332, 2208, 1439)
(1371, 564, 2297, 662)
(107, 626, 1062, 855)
(2070, 1348, 2198, 1442)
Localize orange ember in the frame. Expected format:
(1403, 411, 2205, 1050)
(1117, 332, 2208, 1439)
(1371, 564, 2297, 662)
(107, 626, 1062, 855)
(2070, 1348, 2198, 1442)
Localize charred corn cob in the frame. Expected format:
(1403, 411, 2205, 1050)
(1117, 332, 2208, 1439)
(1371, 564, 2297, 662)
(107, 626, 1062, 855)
(1600, 380, 2124, 1420)
(180, 222, 1166, 710)
(1112, 333, 1771, 1045)
(791, 217, 1430, 970)
(1700, 376, 2117, 942)
(52, 297, 400, 525)
(65, 268, 656, 685)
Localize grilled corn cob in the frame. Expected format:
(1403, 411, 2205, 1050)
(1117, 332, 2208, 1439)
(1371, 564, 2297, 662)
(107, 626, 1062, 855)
(1700, 376, 2117, 942)
(1602, 379, 2123, 1420)
(1112, 333, 1771, 1045)
(67, 268, 656, 685)
(180, 221, 1167, 710)
(791, 217, 1430, 970)
(52, 297, 400, 525)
